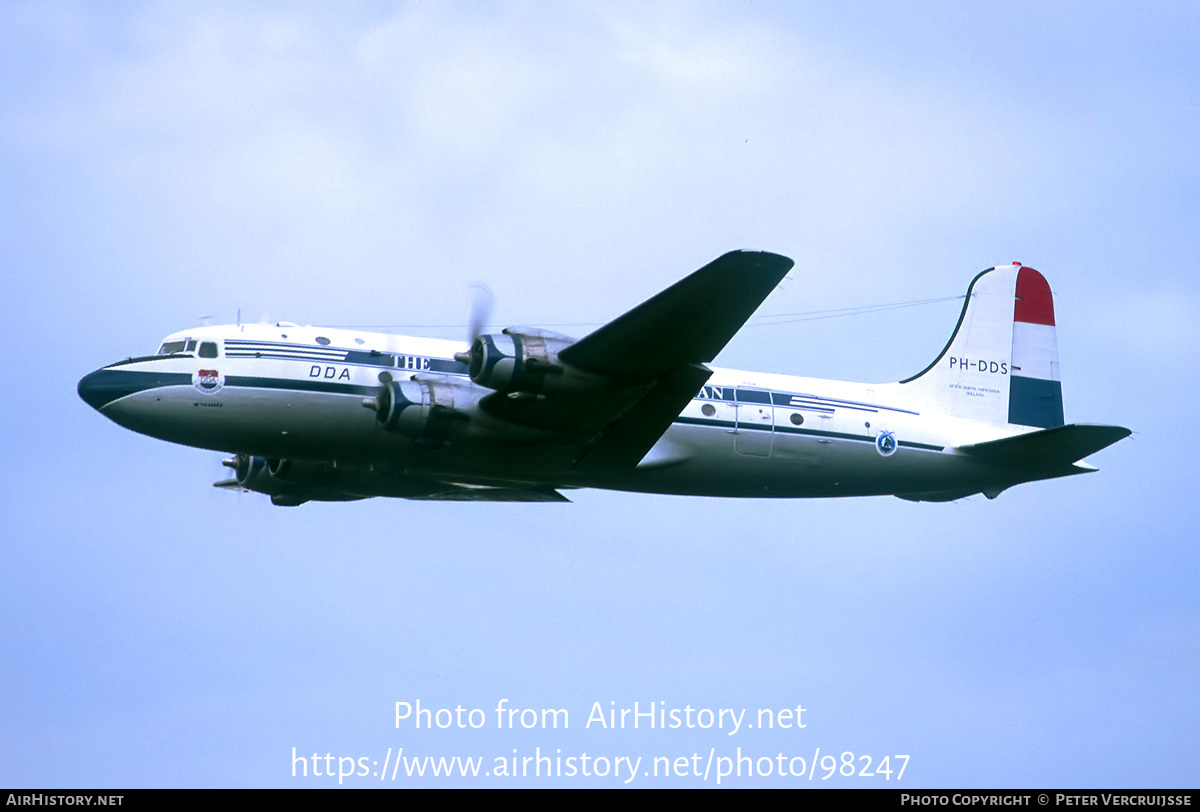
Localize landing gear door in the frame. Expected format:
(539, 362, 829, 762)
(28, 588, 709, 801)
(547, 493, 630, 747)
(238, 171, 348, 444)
(735, 387, 774, 456)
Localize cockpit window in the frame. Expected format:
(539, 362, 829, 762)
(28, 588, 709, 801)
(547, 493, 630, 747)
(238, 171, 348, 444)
(185, 339, 198, 352)
(199, 342, 219, 358)
(158, 340, 187, 355)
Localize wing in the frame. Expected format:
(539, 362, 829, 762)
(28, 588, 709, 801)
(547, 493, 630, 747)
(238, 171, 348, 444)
(409, 484, 572, 502)
(558, 250, 794, 384)
(480, 250, 793, 470)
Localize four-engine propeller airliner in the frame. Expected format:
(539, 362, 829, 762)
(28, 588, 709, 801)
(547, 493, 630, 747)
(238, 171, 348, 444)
(78, 251, 1129, 505)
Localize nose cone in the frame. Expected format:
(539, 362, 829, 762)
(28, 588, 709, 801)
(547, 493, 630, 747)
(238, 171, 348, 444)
(78, 369, 110, 410)
(77, 368, 142, 411)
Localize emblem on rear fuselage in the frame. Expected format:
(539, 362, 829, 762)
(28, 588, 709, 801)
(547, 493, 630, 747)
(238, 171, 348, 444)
(194, 368, 224, 394)
(875, 430, 897, 457)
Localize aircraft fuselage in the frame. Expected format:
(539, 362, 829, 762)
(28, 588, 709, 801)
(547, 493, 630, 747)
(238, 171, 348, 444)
(77, 323, 1044, 501)
(77, 253, 1129, 505)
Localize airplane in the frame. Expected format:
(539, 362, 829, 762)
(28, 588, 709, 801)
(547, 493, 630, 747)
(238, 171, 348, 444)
(77, 251, 1130, 506)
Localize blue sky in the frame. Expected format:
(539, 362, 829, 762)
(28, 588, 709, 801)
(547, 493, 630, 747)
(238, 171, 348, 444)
(2, 1, 1197, 787)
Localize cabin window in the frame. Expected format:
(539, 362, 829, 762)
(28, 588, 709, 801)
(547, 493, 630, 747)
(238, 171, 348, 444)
(199, 342, 219, 358)
(315, 336, 331, 346)
(790, 413, 804, 425)
(158, 340, 187, 355)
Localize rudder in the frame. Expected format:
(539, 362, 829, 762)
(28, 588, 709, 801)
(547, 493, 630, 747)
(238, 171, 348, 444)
(1008, 267, 1063, 428)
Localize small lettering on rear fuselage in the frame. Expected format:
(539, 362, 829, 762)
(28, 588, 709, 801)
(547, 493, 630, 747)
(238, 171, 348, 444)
(310, 365, 351, 380)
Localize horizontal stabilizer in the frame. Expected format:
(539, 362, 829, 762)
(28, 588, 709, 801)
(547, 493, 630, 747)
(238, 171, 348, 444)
(958, 423, 1131, 468)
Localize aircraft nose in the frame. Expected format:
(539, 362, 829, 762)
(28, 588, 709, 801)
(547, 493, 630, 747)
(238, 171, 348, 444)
(77, 368, 122, 411)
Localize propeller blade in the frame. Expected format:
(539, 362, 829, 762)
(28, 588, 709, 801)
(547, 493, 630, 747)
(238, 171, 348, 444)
(467, 282, 494, 345)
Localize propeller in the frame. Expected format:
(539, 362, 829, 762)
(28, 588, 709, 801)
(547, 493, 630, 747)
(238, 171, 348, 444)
(455, 282, 495, 369)
(211, 453, 249, 499)
(216, 454, 246, 485)
(466, 282, 495, 345)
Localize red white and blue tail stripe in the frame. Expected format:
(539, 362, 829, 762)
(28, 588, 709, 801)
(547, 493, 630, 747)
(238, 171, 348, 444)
(1008, 267, 1064, 428)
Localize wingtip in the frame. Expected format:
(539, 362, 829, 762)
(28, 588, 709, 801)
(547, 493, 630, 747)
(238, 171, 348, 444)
(717, 250, 795, 278)
(1076, 423, 1134, 445)
(729, 248, 794, 265)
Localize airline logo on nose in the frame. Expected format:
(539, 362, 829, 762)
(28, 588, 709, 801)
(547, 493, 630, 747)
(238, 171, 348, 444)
(195, 369, 224, 394)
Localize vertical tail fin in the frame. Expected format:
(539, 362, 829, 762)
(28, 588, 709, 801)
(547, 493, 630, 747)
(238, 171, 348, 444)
(901, 264, 1064, 428)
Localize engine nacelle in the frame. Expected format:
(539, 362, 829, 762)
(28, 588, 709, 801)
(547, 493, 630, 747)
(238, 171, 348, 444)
(370, 380, 428, 433)
(454, 329, 601, 394)
(364, 378, 480, 448)
(224, 454, 362, 506)
(229, 454, 291, 497)
(263, 457, 341, 487)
